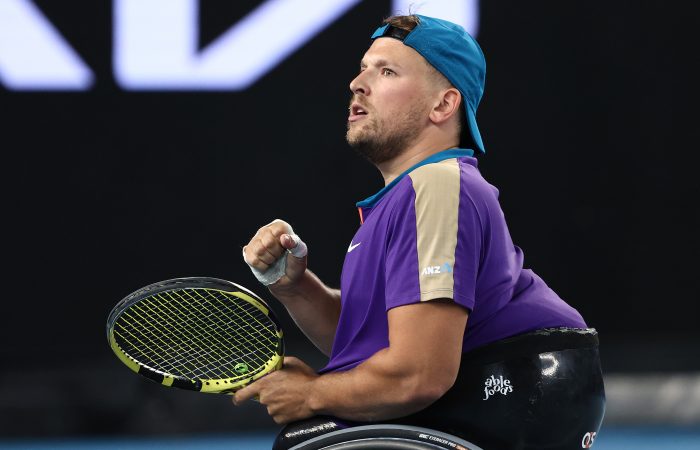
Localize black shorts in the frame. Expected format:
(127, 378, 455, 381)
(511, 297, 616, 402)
(274, 328, 605, 450)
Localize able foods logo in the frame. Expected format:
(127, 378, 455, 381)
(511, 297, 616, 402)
(483, 374, 513, 400)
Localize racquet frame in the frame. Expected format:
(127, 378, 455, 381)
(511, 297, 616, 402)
(107, 277, 284, 394)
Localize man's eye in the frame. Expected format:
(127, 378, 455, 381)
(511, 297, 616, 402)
(381, 68, 395, 76)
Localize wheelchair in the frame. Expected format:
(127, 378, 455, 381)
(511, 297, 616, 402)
(279, 328, 605, 450)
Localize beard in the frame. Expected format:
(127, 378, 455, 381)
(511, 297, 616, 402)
(346, 100, 426, 165)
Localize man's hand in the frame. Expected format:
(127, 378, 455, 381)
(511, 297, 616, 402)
(233, 357, 319, 424)
(243, 219, 308, 289)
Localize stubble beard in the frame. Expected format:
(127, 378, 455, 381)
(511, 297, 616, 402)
(346, 106, 425, 165)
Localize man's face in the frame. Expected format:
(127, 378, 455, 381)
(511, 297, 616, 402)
(346, 37, 437, 164)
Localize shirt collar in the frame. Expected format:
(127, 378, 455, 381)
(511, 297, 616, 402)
(356, 148, 474, 209)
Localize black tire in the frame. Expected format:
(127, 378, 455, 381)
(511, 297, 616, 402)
(317, 437, 450, 449)
(289, 424, 484, 450)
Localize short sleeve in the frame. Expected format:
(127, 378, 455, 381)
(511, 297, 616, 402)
(384, 159, 481, 312)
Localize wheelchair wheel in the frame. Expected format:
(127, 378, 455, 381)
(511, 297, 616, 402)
(316, 439, 457, 449)
(289, 424, 485, 450)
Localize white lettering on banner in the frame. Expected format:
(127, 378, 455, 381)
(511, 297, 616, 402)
(0, 0, 94, 90)
(1, 0, 479, 91)
(392, 0, 480, 37)
(114, 0, 362, 90)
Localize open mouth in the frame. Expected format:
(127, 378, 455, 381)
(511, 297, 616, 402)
(348, 103, 368, 122)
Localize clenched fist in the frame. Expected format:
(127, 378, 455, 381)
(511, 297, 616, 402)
(243, 219, 308, 287)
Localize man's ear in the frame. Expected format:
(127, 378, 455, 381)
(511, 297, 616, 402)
(429, 88, 461, 125)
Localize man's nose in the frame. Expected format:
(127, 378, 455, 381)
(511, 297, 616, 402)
(349, 72, 369, 96)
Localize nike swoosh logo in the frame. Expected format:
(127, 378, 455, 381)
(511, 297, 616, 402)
(347, 242, 361, 253)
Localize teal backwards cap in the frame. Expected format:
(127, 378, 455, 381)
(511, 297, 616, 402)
(371, 15, 486, 153)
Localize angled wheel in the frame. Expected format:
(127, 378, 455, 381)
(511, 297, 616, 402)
(289, 424, 485, 450)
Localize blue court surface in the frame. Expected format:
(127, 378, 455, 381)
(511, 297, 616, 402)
(2, 427, 699, 449)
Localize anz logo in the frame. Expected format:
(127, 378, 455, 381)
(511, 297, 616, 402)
(0, 0, 479, 91)
(421, 262, 453, 276)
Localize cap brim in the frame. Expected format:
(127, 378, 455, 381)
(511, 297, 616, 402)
(465, 104, 485, 153)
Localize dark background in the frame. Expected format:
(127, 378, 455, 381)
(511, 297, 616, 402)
(1, 0, 697, 438)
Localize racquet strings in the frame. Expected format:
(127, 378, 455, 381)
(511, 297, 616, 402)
(112, 288, 279, 381)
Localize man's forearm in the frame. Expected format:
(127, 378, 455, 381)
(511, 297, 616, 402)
(233, 301, 466, 425)
(269, 269, 341, 355)
(303, 302, 467, 422)
(306, 346, 451, 422)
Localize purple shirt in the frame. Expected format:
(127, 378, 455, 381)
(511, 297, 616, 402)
(321, 149, 586, 373)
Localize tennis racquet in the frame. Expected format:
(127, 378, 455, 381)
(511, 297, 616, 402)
(107, 277, 284, 394)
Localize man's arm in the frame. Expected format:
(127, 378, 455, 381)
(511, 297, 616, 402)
(235, 299, 468, 423)
(243, 219, 340, 355)
(269, 269, 341, 356)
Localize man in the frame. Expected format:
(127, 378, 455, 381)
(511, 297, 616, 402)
(238, 15, 605, 450)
